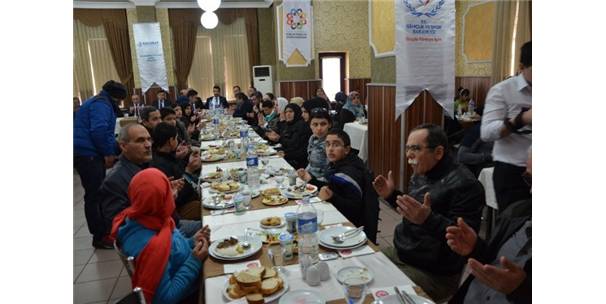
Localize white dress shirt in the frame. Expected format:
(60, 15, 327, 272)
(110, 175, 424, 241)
(480, 74, 532, 167)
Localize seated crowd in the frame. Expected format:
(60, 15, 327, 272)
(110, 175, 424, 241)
(74, 43, 531, 303)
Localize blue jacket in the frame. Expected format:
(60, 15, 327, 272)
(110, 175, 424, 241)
(74, 91, 118, 157)
(118, 218, 202, 304)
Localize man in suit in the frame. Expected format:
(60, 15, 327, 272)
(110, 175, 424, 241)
(155, 90, 173, 109)
(205, 85, 228, 109)
(129, 94, 144, 117)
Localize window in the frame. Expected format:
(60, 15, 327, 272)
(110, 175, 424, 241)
(319, 52, 346, 101)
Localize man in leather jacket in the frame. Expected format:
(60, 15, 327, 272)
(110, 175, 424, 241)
(373, 124, 485, 302)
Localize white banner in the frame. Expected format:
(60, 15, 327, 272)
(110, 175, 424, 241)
(282, 0, 312, 65)
(133, 22, 169, 93)
(395, 0, 455, 119)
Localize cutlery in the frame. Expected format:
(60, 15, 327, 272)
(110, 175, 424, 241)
(395, 286, 415, 304)
(332, 226, 364, 243)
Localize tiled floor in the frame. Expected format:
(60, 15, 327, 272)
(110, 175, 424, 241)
(73, 170, 487, 303)
(73, 170, 131, 304)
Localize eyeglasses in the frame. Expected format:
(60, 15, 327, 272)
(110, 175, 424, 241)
(405, 144, 434, 153)
(311, 107, 328, 114)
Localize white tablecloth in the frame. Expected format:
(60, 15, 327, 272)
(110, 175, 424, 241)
(478, 167, 497, 210)
(343, 122, 368, 161)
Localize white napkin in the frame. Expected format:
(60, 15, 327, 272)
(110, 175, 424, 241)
(223, 259, 262, 274)
(370, 284, 417, 300)
(337, 245, 375, 258)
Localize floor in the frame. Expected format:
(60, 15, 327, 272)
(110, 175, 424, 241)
(73, 170, 487, 303)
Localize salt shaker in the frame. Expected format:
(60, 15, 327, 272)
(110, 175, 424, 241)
(305, 264, 321, 286)
(317, 261, 330, 281)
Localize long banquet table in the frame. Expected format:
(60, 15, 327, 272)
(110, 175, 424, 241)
(198, 124, 430, 304)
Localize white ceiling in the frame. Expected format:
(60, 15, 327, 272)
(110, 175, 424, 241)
(73, 0, 273, 9)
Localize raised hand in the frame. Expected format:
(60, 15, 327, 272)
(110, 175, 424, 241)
(193, 225, 211, 243)
(446, 217, 478, 256)
(372, 170, 394, 199)
(297, 168, 312, 182)
(468, 256, 527, 294)
(396, 192, 432, 225)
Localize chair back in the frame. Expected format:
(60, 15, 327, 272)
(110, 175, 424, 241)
(115, 287, 146, 304)
(113, 240, 135, 277)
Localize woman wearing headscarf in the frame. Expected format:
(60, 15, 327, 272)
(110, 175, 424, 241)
(338, 91, 367, 128)
(111, 168, 210, 304)
(267, 103, 312, 169)
(276, 97, 289, 121)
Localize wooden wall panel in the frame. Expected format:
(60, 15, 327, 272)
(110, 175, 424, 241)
(347, 78, 371, 105)
(278, 80, 322, 101)
(455, 76, 491, 110)
(137, 85, 177, 108)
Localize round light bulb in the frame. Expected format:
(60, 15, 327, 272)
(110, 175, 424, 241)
(200, 12, 218, 29)
(197, 0, 221, 12)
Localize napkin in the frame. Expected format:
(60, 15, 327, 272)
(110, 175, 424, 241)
(338, 245, 375, 258)
(223, 260, 262, 274)
(370, 284, 417, 300)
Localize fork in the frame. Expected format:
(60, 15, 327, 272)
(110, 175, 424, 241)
(394, 286, 415, 304)
(332, 226, 364, 243)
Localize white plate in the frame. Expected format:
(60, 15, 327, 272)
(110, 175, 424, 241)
(279, 289, 325, 304)
(319, 239, 367, 251)
(209, 235, 263, 261)
(372, 294, 435, 304)
(208, 182, 243, 194)
(283, 184, 318, 199)
(202, 171, 224, 182)
(319, 226, 368, 248)
(336, 266, 374, 285)
(200, 134, 217, 141)
(259, 217, 286, 229)
(223, 274, 289, 303)
(202, 196, 234, 210)
(201, 154, 226, 162)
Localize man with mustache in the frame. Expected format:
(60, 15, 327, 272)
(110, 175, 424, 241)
(372, 124, 485, 302)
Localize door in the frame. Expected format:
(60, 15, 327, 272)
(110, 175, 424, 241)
(319, 52, 346, 101)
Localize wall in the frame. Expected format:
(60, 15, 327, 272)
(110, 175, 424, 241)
(455, 0, 495, 77)
(369, 0, 396, 83)
(257, 7, 277, 78)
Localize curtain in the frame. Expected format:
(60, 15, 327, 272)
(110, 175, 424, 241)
(490, 0, 532, 84)
(74, 9, 134, 104)
(73, 20, 120, 100)
(188, 18, 251, 100)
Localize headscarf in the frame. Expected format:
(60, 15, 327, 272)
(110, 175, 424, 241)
(284, 103, 302, 125)
(342, 97, 365, 119)
(276, 97, 288, 113)
(110, 168, 176, 303)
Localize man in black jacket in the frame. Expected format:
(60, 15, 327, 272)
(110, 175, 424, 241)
(446, 150, 531, 304)
(372, 124, 485, 302)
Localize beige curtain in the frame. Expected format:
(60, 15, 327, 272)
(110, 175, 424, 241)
(513, 1, 532, 68)
(73, 20, 120, 100)
(187, 18, 251, 100)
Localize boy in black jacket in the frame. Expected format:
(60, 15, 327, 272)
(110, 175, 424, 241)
(297, 129, 379, 243)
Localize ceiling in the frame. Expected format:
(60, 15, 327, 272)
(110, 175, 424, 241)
(73, 0, 273, 9)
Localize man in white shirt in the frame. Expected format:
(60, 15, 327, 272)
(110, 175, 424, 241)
(205, 85, 228, 109)
(481, 41, 532, 212)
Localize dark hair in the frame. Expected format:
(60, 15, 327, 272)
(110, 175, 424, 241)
(309, 108, 332, 124)
(233, 85, 241, 91)
(102, 80, 127, 100)
(152, 122, 177, 150)
(159, 107, 176, 119)
(265, 93, 275, 101)
(460, 89, 470, 97)
(262, 99, 274, 109)
(213, 85, 221, 91)
(411, 123, 448, 152)
(195, 96, 203, 102)
(140, 106, 159, 122)
(327, 129, 351, 147)
(186, 89, 198, 97)
(236, 92, 248, 101)
(254, 91, 263, 99)
(520, 41, 531, 67)
(302, 97, 329, 112)
(183, 104, 192, 110)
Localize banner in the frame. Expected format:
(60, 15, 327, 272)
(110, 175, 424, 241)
(282, 0, 312, 65)
(395, 0, 455, 119)
(133, 22, 169, 93)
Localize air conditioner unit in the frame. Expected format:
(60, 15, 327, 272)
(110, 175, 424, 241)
(252, 65, 273, 95)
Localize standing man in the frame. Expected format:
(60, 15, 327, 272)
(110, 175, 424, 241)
(129, 94, 144, 117)
(481, 41, 532, 211)
(205, 85, 228, 109)
(74, 80, 126, 249)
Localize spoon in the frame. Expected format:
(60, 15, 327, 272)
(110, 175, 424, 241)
(241, 241, 251, 249)
(332, 226, 364, 243)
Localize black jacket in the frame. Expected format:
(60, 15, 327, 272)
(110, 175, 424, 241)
(149, 150, 199, 208)
(275, 119, 312, 169)
(310, 152, 379, 244)
(205, 96, 228, 109)
(386, 155, 485, 275)
(449, 199, 532, 304)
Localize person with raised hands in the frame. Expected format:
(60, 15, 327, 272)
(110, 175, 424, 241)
(446, 150, 532, 304)
(111, 168, 210, 304)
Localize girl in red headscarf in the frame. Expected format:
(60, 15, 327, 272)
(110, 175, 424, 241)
(111, 168, 210, 304)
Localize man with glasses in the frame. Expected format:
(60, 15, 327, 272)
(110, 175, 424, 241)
(372, 124, 485, 302)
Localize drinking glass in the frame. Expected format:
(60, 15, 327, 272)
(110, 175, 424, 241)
(341, 277, 368, 304)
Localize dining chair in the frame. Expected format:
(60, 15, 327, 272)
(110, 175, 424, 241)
(113, 240, 135, 278)
(114, 287, 146, 304)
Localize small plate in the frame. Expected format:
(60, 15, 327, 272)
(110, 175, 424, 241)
(201, 154, 226, 162)
(319, 226, 368, 248)
(260, 217, 286, 229)
(283, 184, 318, 199)
(209, 235, 263, 261)
(279, 289, 325, 304)
(209, 182, 243, 194)
(336, 266, 374, 285)
(202, 196, 234, 210)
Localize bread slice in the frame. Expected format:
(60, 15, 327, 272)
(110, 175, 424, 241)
(235, 270, 262, 288)
(227, 284, 246, 299)
(229, 275, 237, 285)
(262, 267, 277, 279)
(245, 293, 265, 304)
(240, 284, 260, 294)
(260, 278, 280, 296)
(246, 266, 266, 278)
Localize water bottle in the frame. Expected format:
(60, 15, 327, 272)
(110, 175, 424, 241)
(246, 144, 259, 190)
(297, 198, 319, 272)
(468, 99, 476, 115)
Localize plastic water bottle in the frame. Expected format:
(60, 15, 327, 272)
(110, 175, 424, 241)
(468, 99, 476, 115)
(246, 144, 259, 190)
(297, 198, 319, 271)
